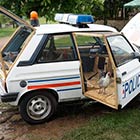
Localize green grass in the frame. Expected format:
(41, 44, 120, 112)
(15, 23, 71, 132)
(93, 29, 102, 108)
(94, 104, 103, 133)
(0, 17, 50, 38)
(61, 108, 140, 140)
(0, 27, 16, 37)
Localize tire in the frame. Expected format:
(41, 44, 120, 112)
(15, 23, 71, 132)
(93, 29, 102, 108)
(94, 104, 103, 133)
(19, 91, 57, 124)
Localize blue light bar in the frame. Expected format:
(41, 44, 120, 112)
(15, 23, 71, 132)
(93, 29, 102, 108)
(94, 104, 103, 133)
(68, 14, 94, 25)
(54, 13, 94, 25)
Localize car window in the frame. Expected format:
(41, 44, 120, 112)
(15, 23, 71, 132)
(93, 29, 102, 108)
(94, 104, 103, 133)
(107, 35, 134, 66)
(75, 34, 107, 72)
(2, 27, 32, 63)
(75, 35, 105, 53)
(37, 34, 77, 63)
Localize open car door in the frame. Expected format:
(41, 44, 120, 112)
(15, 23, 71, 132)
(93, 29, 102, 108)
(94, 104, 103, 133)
(74, 32, 140, 109)
(73, 32, 118, 109)
(0, 6, 35, 98)
(0, 6, 35, 78)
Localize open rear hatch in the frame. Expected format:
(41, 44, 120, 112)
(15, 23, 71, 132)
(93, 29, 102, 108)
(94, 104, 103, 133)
(121, 12, 140, 47)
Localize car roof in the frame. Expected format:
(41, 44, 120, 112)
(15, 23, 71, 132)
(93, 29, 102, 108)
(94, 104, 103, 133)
(35, 23, 117, 35)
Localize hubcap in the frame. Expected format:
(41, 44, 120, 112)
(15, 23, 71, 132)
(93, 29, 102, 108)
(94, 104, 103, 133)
(27, 95, 51, 120)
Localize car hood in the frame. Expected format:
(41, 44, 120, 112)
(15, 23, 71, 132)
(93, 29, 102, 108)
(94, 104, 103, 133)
(121, 13, 140, 46)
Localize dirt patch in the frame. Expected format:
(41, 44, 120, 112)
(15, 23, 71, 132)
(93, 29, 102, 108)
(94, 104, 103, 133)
(0, 101, 115, 140)
(1, 100, 140, 140)
(0, 37, 9, 48)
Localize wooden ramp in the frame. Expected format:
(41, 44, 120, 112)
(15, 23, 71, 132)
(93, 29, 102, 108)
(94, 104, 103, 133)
(84, 76, 118, 109)
(83, 55, 118, 109)
(85, 89, 117, 109)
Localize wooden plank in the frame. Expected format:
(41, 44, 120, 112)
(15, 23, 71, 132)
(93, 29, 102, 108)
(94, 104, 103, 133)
(84, 75, 118, 109)
(85, 89, 117, 109)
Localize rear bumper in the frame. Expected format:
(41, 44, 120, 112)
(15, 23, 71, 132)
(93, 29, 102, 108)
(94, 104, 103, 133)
(0, 92, 19, 102)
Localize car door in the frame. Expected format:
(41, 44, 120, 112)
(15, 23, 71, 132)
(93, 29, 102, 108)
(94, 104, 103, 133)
(107, 34, 140, 108)
(11, 33, 84, 102)
(0, 6, 35, 96)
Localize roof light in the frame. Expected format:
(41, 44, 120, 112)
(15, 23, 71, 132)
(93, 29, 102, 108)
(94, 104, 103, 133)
(54, 13, 64, 22)
(30, 11, 38, 20)
(30, 11, 39, 27)
(68, 14, 94, 25)
(54, 13, 94, 25)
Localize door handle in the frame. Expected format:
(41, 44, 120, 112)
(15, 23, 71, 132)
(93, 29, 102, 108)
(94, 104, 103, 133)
(122, 71, 127, 76)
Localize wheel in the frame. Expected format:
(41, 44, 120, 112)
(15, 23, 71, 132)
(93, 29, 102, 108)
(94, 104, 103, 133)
(19, 91, 57, 124)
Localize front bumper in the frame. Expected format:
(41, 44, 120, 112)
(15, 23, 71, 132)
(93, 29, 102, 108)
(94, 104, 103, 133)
(0, 92, 18, 102)
(0, 79, 18, 102)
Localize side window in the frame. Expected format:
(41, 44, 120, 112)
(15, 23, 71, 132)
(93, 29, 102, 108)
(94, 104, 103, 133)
(107, 35, 134, 66)
(37, 34, 76, 63)
(75, 34, 106, 72)
(0, 12, 33, 63)
(76, 35, 105, 57)
(2, 28, 31, 62)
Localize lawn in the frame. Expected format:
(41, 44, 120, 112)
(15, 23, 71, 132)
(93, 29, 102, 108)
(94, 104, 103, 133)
(0, 27, 16, 37)
(61, 103, 140, 140)
(0, 17, 47, 38)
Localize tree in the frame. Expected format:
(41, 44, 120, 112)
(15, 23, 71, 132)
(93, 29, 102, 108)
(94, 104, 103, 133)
(0, 0, 130, 22)
(0, 0, 24, 17)
(103, 0, 131, 24)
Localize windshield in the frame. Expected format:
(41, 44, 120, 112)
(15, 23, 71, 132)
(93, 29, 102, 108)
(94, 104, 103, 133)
(107, 35, 134, 66)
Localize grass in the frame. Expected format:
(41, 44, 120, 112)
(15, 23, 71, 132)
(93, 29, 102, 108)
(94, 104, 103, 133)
(0, 17, 50, 38)
(0, 27, 16, 37)
(61, 107, 140, 140)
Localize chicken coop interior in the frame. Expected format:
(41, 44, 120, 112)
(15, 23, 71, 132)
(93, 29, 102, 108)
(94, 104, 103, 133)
(82, 53, 118, 109)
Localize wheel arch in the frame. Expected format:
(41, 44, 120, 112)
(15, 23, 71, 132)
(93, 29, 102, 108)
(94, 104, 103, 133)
(18, 88, 59, 106)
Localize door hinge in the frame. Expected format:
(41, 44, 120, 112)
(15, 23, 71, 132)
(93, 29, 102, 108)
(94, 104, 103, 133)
(116, 77, 121, 84)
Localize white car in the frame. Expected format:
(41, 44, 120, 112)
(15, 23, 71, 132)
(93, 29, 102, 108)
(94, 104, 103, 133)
(0, 6, 140, 124)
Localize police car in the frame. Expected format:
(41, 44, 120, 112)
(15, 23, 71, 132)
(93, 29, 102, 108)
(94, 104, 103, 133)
(0, 6, 140, 124)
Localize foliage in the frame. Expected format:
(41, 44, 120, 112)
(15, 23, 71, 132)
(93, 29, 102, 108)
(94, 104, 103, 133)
(0, 0, 132, 22)
(103, 0, 132, 20)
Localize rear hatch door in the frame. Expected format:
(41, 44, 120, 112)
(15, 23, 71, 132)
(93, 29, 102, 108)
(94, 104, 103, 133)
(121, 13, 140, 47)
